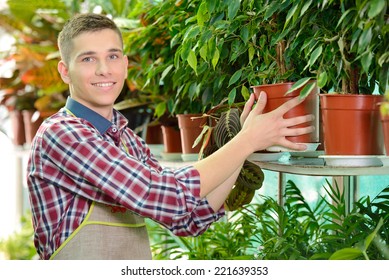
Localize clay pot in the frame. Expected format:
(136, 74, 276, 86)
(251, 82, 320, 144)
(22, 110, 43, 144)
(319, 94, 384, 155)
(161, 125, 182, 153)
(177, 114, 205, 154)
(9, 110, 26, 146)
(145, 123, 164, 144)
(380, 114, 389, 155)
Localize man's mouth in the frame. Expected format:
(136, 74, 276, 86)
(92, 82, 115, 87)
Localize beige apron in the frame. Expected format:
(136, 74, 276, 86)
(50, 201, 152, 260)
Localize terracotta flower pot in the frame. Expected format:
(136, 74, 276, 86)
(161, 125, 182, 153)
(380, 114, 389, 155)
(145, 123, 164, 144)
(9, 110, 26, 146)
(320, 94, 384, 155)
(251, 82, 320, 144)
(22, 110, 43, 144)
(177, 114, 204, 154)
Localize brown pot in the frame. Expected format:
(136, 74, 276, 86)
(320, 94, 384, 155)
(380, 114, 389, 155)
(161, 125, 182, 153)
(145, 123, 164, 144)
(9, 110, 26, 146)
(22, 110, 43, 144)
(251, 82, 320, 144)
(177, 114, 204, 154)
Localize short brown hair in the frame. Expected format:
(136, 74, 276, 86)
(58, 13, 123, 64)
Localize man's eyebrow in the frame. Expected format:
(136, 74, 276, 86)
(76, 48, 123, 59)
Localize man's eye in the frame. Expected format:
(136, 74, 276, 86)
(82, 57, 93, 62)
(109, 54, 119, 59)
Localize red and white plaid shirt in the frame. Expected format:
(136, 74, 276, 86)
(27, 97, 224, 260)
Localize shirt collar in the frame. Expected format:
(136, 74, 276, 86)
(65, 97, 112, 134)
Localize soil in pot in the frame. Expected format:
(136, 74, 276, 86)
(251, 82, 320, 144)
(320, 94, 384, 155)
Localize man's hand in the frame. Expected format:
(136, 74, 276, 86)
(240, 91, 315, 152)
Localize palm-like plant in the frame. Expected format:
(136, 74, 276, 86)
(147, 179, 389, 260)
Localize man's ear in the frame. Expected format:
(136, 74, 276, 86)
(123, 55, 128, 80)
(58, 60, 71, 84)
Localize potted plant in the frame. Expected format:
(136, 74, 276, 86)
(248, 1, 321, 146)
(292, 0, 388, 155)
(0, 0, 71, 145)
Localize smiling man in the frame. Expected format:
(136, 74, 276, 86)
(27, 13, 314, 260)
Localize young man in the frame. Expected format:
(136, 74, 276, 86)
(27, 13, 314, 260)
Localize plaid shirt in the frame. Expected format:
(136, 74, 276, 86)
(27, 97, 224, 260)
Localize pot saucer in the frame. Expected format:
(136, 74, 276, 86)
(319, 155, 383, 167)
(266, 143, 320, 152)
(247, 152, 283, 162)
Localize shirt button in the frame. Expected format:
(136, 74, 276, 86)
(112, 126, 118, 133)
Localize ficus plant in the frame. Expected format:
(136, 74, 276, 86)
(284, 0, 388, 95)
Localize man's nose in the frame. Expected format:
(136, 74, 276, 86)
(95, 60, 110, 75)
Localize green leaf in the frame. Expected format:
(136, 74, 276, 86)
(300, 83, 316, 99)
(285, 77, 311, 95)
(364, 218, 384, 251)
(264, 2, 278, 20)
(199, 44, 208, 61)
(183, 26, 200, 41)
(228, 0, 240, 20)
(329, 248, 363, 260)
(317, 71, 328, 88)
(155, 102, 166, 118)
(300, 0, 312, 16)
(240, 26, 249, 44)
(228, 88, 237, 105)
(361, 51, 373, 74)
(228, 69, 242, 87)
(160, 65, 173, 82)
(358, 28, 372, 52)
(212, 48, 220, 69)
(248, 45, 254, 66)
(284, 3, 299, 29)
(309, 46, 322, 67)
(197, 2, 207, 27)
(368, 0, 386, 18)
(187, 49, 197, 74)
(241, 85, 250, 100)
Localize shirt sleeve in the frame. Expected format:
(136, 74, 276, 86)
(39, 118, 224, 236)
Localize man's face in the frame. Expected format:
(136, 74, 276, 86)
(58, 29, 128, 117)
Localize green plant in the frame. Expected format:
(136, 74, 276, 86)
(0, 212, 37, 260)
(146, 210, 259, 260)
(124, 0, 204, 117)
(0, 0, 71, 114)
(289, 0, 388, 95)
(147, 179, 389, 260)
(255, 180, 389, 260)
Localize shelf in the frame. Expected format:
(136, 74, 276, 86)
(250, 157, 389, 176)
